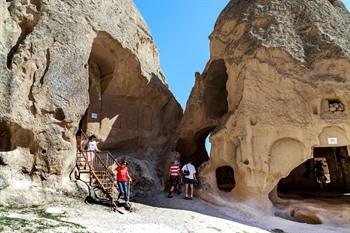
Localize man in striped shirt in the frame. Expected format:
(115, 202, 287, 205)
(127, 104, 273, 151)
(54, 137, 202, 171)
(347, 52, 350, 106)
(168, 161, 181, 198)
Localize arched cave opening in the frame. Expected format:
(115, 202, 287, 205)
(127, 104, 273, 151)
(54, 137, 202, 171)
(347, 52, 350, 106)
(77, 32, 117, 147)
(277, 146, 350, 197)
(176, 126, 215, 168)
(205, 132, 212, 158)
(216, 166, 235, 192)
(78, 31, 154, 152)
(203, 59, 228, 118)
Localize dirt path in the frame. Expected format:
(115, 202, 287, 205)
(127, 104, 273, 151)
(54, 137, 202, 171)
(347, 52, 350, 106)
(2, 193, 350, 233)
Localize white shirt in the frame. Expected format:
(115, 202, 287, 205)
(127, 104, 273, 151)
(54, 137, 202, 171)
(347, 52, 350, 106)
(87, 141, 97, 151)
(182, 163, 196, 179)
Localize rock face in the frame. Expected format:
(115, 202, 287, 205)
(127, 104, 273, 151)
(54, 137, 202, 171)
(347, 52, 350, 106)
(0, 0, 182, 205)
(176, 0, 350, 209)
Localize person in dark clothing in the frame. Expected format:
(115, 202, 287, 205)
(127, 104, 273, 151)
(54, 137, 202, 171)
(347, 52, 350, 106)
(314, 160, 327, 191)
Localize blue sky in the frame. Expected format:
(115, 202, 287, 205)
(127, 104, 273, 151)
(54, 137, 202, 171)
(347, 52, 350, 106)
(134, 0, 229, 108)
(135, 0, 350, 108)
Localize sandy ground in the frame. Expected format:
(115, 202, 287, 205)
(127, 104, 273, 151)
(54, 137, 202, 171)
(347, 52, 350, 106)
(1, 192, 350, 233)
(137, 193, 350, 233)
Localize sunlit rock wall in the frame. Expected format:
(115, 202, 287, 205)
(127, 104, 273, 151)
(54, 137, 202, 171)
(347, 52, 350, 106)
(0, 0, 182, 205)
(176, 0, 350, 205)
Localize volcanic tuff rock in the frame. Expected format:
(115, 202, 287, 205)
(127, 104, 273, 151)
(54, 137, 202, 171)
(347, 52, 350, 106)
(0, 0, 182, 205)
(175, 0, 350, 221)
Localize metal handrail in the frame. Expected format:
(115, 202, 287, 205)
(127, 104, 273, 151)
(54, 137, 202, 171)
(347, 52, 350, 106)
(77, 150, 116, 208)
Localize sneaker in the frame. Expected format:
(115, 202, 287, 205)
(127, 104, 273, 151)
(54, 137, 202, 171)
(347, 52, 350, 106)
(189, 197, 193, 200)
(184, 197, 189, 200)
(168, 193, 173, 198)
(125, 203, 131, 211)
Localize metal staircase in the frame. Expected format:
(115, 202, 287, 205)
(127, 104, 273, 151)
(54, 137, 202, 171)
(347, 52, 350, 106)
(75, 149, 120, 210)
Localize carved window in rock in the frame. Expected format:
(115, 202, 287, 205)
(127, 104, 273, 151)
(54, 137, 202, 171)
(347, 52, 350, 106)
(216, 166, 235, 192)
(320, 99, 345, 116)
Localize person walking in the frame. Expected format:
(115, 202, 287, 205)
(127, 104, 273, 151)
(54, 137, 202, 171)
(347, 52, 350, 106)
(115, 160, 132, 207)
(181, 161, 196, 200)
(168, 160, 181, 198)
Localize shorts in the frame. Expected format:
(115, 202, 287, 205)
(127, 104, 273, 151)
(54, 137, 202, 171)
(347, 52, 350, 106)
(184, 178, 194, 184)
(170, 176, 179, 186)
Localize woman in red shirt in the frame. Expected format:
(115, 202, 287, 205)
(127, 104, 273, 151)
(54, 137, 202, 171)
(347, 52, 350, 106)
(115, 160, 132, 206)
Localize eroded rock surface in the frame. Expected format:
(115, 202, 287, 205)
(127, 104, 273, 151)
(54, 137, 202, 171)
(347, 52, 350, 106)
(176, 0, 350, 225)
(0, 0, 182, 205)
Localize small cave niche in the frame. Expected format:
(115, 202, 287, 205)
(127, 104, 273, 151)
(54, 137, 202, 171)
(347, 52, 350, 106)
(54, 108, 65, 121)
(0, 121, 36, 153)
(321, 99, 345, 114)
(0, 157, 7, 166)
(203, 59, 228, 118)
(328, 0, 336, 5)
(176, 126, 215, 168)
(0, 122, 12, 152)
(277, 146, 350, 197)
(216, 166, 235, 192)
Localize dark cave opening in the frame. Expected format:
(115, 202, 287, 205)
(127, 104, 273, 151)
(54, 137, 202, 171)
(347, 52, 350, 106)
(277, 146, 350, 196)
(216, 166, 235, 192)
(203, 59, 228, 118)
(0, 121, 36, 153)
(176, 126, 216, 168)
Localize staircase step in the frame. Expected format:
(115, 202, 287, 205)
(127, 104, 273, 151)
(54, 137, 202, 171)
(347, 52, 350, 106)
(101, 183, 112, 186)
(79, 170, 90, 174)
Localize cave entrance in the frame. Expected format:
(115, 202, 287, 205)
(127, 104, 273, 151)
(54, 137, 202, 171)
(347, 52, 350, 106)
(277, 146, 350, 197)
(216, 166, 235, 192)
(77, 32, 117, 148)
(205, 132, 212, 158)
(78, 31, 153, 151)
(203, 59, 228, 118)
(175, 59, 228, 168)
(176, 126, 215, 168)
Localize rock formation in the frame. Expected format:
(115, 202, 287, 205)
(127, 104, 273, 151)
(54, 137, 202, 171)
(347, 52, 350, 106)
(175, 0, 350, 220)
(0, 0, 182, 205)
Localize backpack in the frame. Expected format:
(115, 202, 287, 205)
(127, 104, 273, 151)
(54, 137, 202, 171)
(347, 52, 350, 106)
(183, 164, 190, 176)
